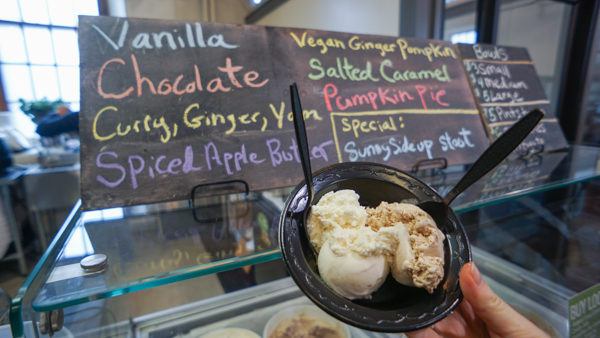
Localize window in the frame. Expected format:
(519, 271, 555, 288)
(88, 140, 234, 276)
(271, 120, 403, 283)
(444, 0, 477, 43)
(450, 30, 477, 44)
(0, 0, 99, 116)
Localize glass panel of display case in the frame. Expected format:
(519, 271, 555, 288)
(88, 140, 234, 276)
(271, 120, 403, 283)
(462, 179, 600, 318)
(32, 192, 285, 312)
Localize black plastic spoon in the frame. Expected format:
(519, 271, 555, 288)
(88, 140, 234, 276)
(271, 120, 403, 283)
(418, 108, 544, 219)
(290, 83, 314, 212)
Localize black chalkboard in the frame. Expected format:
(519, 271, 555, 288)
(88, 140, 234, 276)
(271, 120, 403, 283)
(79, 16, 490, 210)
(458, 43, 568, 155)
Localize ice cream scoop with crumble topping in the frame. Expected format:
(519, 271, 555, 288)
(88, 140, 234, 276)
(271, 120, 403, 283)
(368, 202, 445, 293)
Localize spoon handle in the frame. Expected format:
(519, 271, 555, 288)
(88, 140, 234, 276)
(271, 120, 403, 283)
(444, 109, 544, 205)
(290, 83, 314, 202)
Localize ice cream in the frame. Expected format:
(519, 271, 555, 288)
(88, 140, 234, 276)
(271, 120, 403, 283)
(308, 190, 392, 299)
(366, 202, 433, 231)
(368, 202, 445, 293)
(307, 191, 445, 298)
(267, 312, 347, 338)
(317, 228, 391, 299)
(307, 190, 367, 252)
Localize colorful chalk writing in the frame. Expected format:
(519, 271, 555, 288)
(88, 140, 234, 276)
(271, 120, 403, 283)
(330, 110, 480, 163)
(80, 16, 489, 209)
(458, 43, 568, 155)
(275, 27, 488, 169)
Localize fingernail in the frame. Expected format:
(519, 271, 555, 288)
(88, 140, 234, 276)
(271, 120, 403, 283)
(470, 263, 482, 285)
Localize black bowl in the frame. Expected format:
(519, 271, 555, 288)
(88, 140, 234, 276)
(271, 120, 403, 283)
(279, 162, 471, 332)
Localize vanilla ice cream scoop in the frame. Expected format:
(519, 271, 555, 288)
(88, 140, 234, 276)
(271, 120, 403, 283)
(318, 234, 389, 300)
(307, 190, 367, 252)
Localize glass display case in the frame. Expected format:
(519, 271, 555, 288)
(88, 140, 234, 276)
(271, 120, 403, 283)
(8, 145, 600, 338)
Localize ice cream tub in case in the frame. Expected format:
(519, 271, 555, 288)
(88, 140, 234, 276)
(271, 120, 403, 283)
(263, 305, 350, 338)
(201, 327, 261, 338)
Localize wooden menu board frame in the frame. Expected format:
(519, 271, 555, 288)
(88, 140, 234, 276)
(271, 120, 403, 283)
(79, 16, 490, 210)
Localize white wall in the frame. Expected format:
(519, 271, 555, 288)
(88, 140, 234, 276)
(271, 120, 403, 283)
(256, 0, 400, 36)
(121, 0, 250, 23)
(125, 0, 205, 21)
(117, 0, 399, 34)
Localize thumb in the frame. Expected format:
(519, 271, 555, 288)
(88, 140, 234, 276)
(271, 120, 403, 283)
(459, 262, 549, 338)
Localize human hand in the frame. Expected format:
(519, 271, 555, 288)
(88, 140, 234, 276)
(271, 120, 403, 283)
(408, 262, 550, 338)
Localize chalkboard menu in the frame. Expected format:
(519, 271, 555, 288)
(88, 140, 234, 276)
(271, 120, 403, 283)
(79, 16, 489, 210)
(458, 43, 568, 155)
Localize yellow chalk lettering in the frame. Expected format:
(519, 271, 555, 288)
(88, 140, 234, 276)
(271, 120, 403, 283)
(92, 105, 118, 141)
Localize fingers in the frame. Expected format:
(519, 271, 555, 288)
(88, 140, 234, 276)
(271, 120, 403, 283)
(459, 262, 549, 338)
(457, 300, 487, 335)
(457, 300, 477, 323)
(407, 327, 442, 338)
(430, 311, 468, 337)
(429, 303, 490, 338)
